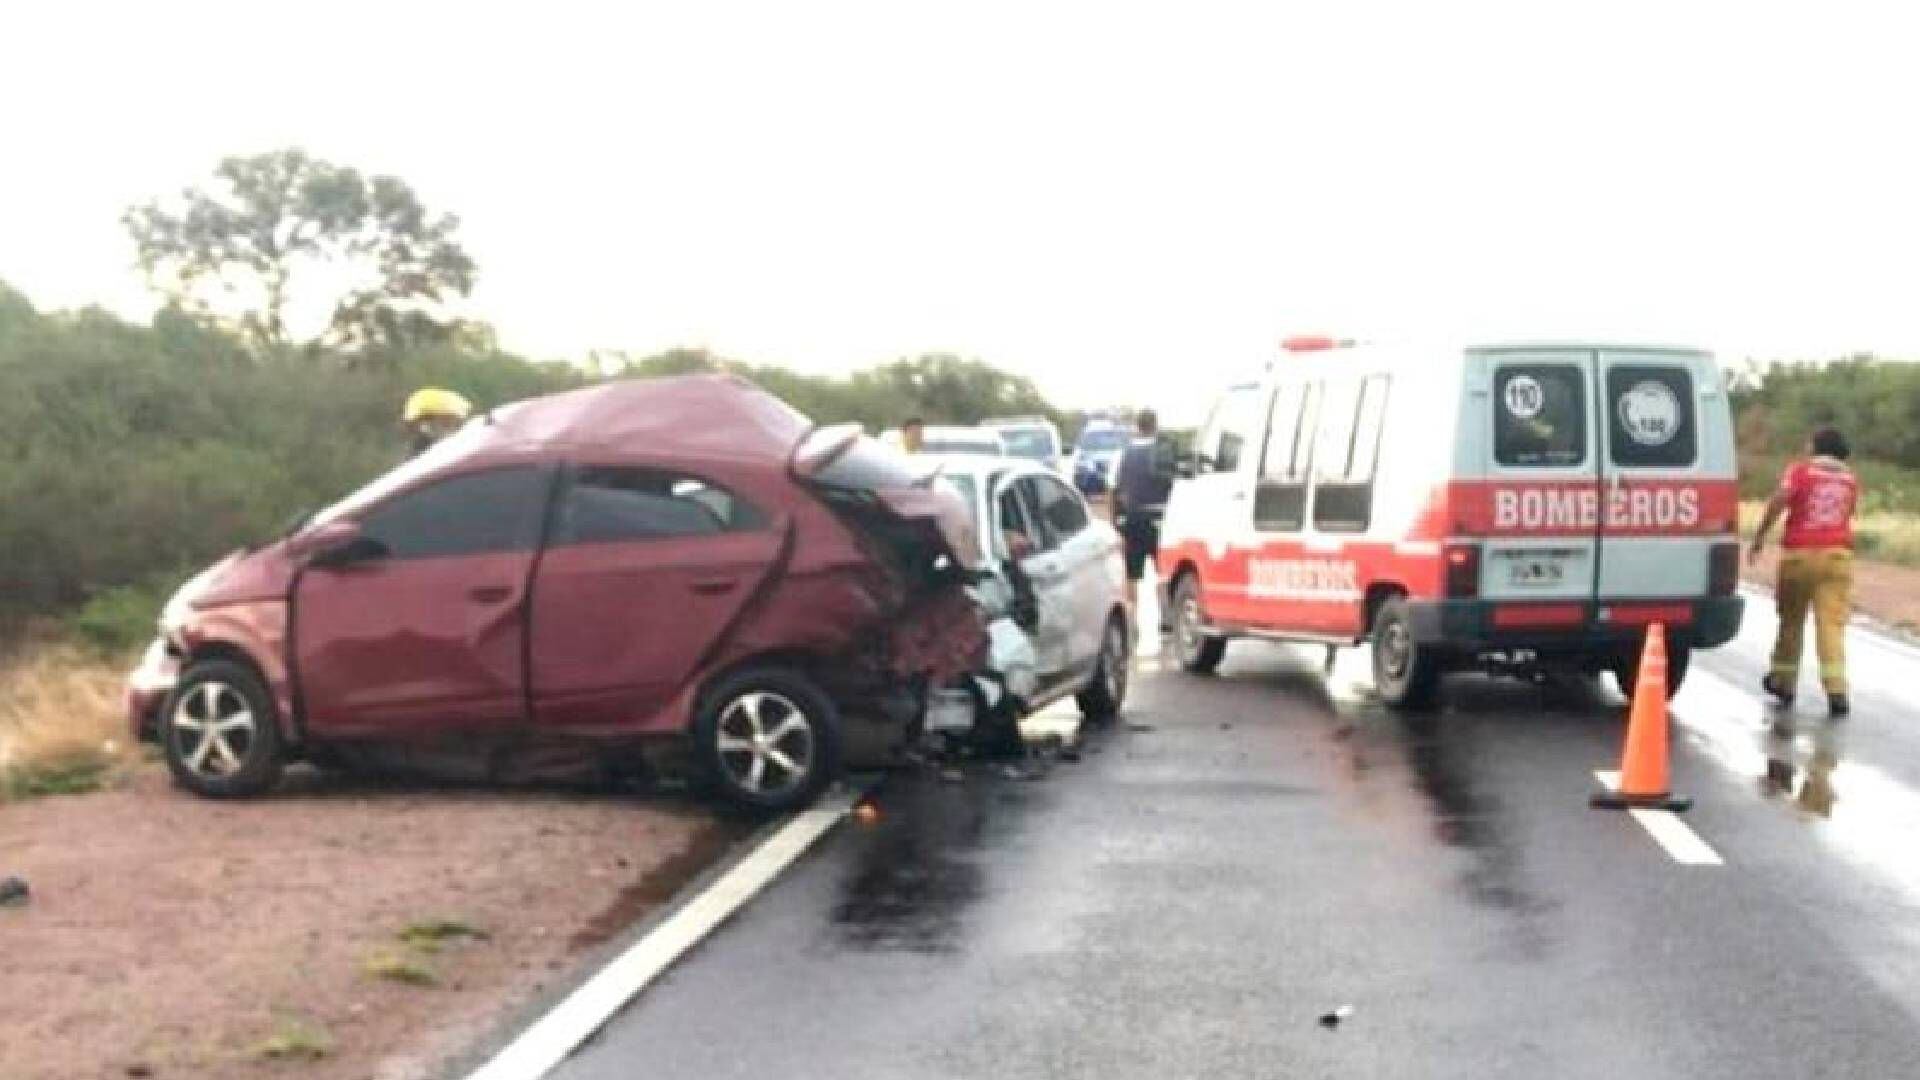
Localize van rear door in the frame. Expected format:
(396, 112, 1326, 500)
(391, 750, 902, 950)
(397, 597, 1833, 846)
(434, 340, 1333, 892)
(1477, 351, 1602, 605)
(1595, 349, 1727, 601)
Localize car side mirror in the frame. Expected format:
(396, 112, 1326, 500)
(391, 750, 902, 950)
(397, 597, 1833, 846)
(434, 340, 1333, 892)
(295, 523, 387, 570)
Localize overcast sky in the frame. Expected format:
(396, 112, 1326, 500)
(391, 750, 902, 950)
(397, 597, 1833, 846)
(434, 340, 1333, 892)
(4, 1, 1916, 421)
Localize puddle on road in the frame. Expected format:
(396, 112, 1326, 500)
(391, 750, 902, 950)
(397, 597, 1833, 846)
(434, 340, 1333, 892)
(830, 766, 1045, 954)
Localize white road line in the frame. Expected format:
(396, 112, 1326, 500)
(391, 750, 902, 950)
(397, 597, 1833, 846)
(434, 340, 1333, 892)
(1593, 769, 1725, 866)
(464, 787, 862, 1080)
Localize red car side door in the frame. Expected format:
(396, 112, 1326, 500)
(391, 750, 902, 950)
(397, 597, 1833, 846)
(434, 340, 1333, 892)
(294, 465, 551, 737)
(529, 466, 785, 732)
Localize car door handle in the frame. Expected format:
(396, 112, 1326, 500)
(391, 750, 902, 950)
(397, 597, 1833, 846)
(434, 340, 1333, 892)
(1230, 490, 1249, 501)
(469, 585, 513, 604)
(690, 578, 740, 596)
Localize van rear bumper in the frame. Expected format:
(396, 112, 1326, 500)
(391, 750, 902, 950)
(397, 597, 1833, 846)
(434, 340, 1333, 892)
(1405, 596, 1744, 654)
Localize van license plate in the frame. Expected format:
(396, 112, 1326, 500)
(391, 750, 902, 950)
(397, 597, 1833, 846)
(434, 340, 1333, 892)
(1508, 560, 1565, 587)
(1493, 547, 1582, 588)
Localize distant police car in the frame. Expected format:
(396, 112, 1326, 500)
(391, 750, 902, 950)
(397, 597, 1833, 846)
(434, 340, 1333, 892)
(1158, 338, 1744, 706)
(1069, 421, 1128, 496)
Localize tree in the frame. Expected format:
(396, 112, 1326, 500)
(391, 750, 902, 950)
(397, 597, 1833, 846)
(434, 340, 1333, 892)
(124, 149, 478, 355)
(850, 353, 1059, 426)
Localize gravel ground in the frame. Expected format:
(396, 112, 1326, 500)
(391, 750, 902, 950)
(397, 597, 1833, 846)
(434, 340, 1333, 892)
(1746, 549, 1920, 637)
(0, 761, 745, 1080)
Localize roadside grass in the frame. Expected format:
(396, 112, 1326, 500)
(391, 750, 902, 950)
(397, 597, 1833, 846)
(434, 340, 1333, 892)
(364, 917, 491, 987)
(255, 1015, 333, 1063)
(1739, 501, 1920, 569)
(398, 918, 492, 953)
(0, 639, 135, 801)
(363, 949, 439, 987)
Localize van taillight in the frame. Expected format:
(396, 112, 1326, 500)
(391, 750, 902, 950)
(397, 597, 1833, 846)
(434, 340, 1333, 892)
(1709, 542, 1740, 597)
(1444, 543, 1480, 599)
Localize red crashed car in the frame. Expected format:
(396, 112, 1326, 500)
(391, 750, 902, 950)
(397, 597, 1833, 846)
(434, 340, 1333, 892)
(126, 375, 986, 809)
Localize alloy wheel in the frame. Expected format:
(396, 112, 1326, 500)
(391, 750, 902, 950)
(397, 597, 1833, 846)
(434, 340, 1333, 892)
(170, 681, 258, 779)
(1103, 621, 1129, 702)
(714, 691, 815, 798)
(1378, 618, 1413, 681)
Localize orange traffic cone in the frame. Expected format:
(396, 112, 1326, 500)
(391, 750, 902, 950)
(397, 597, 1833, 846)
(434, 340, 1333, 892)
(1591, 623, 1693, 812)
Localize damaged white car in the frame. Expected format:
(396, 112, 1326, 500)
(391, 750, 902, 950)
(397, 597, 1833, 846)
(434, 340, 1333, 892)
(914, 455, 1132, 742)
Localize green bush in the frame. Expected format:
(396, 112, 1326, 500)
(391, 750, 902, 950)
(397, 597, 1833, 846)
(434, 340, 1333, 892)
(66, 578, 177, 653)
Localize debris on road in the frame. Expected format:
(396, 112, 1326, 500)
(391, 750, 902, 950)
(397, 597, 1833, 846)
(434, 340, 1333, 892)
(1319, 1004, 1356, 1029)
(0, 874, 28, 907)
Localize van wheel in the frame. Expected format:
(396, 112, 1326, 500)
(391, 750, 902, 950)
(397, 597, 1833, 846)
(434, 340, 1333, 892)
(1172, 575, 1226, 675)
(695, 666, 841, 811)
(1371, 598, 1442, 710)
(1078, 613, 1131, 722)
(160, 659, 286, 798)
(1610, 644, 1691, 701)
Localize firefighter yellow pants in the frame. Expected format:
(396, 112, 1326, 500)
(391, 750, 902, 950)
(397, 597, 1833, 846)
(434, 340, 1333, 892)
(1770, 548, 1854, 696)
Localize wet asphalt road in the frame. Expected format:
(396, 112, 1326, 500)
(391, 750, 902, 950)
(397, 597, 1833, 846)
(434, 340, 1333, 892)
(551, 592, 1920, 1079)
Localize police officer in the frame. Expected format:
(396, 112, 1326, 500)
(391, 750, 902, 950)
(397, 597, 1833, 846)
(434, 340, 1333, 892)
(1749, 426, 1859, 718)
(1110, 410, 1173, 632)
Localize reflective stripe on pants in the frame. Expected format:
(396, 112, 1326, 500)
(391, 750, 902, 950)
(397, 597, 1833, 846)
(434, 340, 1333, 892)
(1770, 547, 1854, 695)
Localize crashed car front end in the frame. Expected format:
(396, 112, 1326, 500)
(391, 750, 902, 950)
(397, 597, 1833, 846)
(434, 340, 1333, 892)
(776, 426, 992, 726)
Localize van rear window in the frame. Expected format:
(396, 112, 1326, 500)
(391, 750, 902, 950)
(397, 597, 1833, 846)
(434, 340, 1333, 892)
(1606, 366, 1696, 467)
(1494, 366, 1587, 468)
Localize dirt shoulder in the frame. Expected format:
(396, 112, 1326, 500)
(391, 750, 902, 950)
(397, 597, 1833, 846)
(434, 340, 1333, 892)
(0, 762, 746, 1080)
(1744, 550, 1920, 637)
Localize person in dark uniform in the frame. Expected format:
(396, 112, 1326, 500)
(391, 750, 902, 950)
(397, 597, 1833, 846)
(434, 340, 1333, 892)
(1110, 409, 1173, 632)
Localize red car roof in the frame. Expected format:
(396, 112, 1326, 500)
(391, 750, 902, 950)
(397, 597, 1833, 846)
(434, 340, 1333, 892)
(482, 374, 812, 464)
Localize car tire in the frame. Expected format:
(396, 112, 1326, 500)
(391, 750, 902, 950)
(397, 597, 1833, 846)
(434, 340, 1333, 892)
(694, 666, 842, 812)
(1610, 643, 1690, 701)
(160, 658, 286, 798)
(1077, 613, 1131, 723)
(1172, 574, 1227, 675)
(1371, 598, 1443, 710)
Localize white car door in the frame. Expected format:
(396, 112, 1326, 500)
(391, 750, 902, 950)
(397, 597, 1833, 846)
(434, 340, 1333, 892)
(995, 474, 1076, 683)
(1023, 472, 1114, 669)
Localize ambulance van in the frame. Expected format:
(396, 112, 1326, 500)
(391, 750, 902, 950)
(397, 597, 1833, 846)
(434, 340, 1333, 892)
(1158, 339, 1744, 707)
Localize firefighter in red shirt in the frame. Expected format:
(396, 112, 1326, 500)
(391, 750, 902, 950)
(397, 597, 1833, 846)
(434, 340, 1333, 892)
(1749, 427, 1859, 717)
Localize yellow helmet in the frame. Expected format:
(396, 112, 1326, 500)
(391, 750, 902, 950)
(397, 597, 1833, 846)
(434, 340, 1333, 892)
(403, 388, 472, 425)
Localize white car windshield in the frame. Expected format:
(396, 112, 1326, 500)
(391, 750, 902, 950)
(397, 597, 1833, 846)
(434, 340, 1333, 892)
(997, 428, 1055, 459)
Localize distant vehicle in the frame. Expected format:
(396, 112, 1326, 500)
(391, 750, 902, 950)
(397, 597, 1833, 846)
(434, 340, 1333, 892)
(1069, 421, 1129, 496)
(982, 416, 1064, 470)
(882, 425, 1007, 456)
(1159, 338, 1744, 706)
(126, 376, 987, 810)
(916, 454, 1130, 729)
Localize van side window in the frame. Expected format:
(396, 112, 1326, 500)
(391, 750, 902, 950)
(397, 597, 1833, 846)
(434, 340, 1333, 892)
(1209, 386, 1263, 473)
(1495, 365, 1587, 467)
(1255, 382, 1311, 532)
(1311, 376, 1390, 533)
(1606, 366, 1696, 467)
